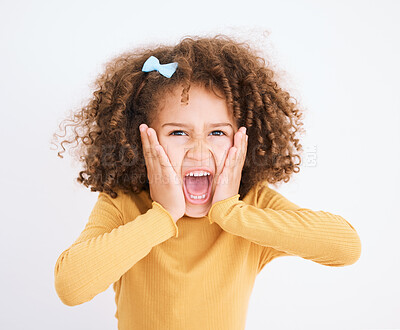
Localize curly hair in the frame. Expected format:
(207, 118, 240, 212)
(51, 34, 305, 199)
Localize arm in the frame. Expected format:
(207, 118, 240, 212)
(207, 183, 361, 267)
(54, 192, 178, 306)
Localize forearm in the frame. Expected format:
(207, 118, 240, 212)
(208, 194, 361, 266)
(54, 202, 178, 306)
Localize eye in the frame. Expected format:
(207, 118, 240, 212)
(169, 130, 226, 136)
(210, 130, 226, 136)
(169, 130, 187, 136)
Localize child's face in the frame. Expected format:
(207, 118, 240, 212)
(150, 84, 238, 218)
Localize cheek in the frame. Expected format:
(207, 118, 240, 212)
(213, 140, 233, 165)
(211, 136, 234, 148)
(159, 140, 184, 166)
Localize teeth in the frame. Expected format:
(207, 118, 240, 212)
(189, 194, 206, 200)
(185, 171, 211, 177)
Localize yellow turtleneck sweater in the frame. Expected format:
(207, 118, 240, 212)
(54, 180, 361, 330)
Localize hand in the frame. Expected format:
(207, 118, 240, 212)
(211, 127, 248, 205)
(139, 124, 186, 222)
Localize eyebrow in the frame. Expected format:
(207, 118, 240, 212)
(162, 122, 233, 129)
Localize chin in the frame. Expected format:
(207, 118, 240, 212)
(184, 205, 210, 218)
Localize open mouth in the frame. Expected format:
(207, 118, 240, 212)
(183, 170, 213, 205)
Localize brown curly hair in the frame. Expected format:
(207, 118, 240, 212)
(51, 34, 305, 199)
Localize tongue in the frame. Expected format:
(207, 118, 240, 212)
(185, 176, 209, 195)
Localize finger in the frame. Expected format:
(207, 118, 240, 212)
(227, 146, 238, 168)
(148, 128, 170, 185)
(139, 124, 153, 164)
(234, 128, 242, 149)
(231, 127, 246, 167)
(232, 129, 243, 165)
(147, 127, 159, 144)
(239, 128, 245, 157)
(149, 128, 174, 171)
(139, 123, 149, 149)
(216, 146, 234, 185)
(154, 143, 183, 188)
(155, 144, 171, 168)
(241, 128, 248, 162)
(140, 124, 158, 185)
(243, 134, 248, 161)
(148, 128, 177, 178)
(146, 127, 158, 152)
(140, 125, 161, 183)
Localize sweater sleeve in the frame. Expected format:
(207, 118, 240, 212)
(207, 184, 361, 268)
(54, 192, 178, 306)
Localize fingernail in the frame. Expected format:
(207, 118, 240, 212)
(246, 135, 248, 142)
(147, 129, 151, 137)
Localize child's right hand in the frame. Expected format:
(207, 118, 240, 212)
(139, 124, 186, 223)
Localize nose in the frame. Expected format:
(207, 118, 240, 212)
(185, 137, 212, 163)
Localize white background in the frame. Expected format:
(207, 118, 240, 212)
(1, 0, 399, 329)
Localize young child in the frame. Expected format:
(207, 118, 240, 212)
(53, 34, 361, 330)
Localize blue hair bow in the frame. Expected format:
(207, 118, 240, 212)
(141, 55, 178, 78)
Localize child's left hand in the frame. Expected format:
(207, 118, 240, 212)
(211, 127, 248, 205)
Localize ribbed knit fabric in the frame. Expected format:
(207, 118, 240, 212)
(54, 180, 361, 330)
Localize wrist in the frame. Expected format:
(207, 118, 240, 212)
(169, 212, 183, 222)
(152, 202, 181, 223)
(162, 207, 182, 223)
